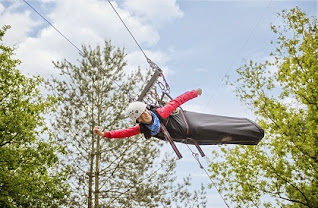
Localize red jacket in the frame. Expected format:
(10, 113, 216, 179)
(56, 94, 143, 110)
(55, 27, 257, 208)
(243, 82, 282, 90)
(104, 90, 198, 138)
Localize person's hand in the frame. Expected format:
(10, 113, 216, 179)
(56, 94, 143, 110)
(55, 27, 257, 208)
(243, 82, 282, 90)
(93, 126, 104, 137)
(196, 88, 202, 96)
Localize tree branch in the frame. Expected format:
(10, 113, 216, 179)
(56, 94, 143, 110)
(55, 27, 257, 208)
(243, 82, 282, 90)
(267, 162, 311, 207)
(0, 132, 19, 147)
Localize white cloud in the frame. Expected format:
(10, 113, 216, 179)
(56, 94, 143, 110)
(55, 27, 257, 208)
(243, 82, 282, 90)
(0, 3, 40, 45)
(48, 0, 159, 48)
(122, 0, 183, 26)
(1, 0, 180, 78)
(15, 35, 63, 77)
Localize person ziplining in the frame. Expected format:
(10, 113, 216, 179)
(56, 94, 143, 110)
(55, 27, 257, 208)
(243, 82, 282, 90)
(93, 88, 264, 159)
(94, 1, 264, 159)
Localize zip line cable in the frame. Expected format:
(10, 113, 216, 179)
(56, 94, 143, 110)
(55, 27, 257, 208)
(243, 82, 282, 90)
(107, 0, 161, 73)
(107, 0, 149, 61)
(22, 0, 147, 100)
(21, 0, 134, 97)
(21, 0, 84, 56)
(194, 1, 272, 206)
(106, 0, 167, 101)
(184, 143, 230, 208)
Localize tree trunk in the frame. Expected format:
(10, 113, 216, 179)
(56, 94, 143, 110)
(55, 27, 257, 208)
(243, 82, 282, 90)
(88, 100, 95, 208)
(88, 137, 95, 208)
(94, 135, 100, 208)
(95, 96, 102, 208)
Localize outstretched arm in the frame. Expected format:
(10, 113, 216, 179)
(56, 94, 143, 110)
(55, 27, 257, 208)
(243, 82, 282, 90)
(93, 125, 140, 139)
(156, 88, 202, 119)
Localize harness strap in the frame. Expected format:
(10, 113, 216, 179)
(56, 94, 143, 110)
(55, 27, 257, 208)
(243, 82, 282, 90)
(186, 138, 206, 157)
(177, 109, 206, 157)
(179, 109, 190, 135)
(160, 123, 183, 159)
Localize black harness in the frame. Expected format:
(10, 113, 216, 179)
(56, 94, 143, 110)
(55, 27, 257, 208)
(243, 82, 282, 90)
(146, 106, 205, 159)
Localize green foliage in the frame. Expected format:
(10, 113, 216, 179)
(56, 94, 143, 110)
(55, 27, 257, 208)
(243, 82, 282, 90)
(47, 41, 206, 207)
(0, 25, 70, 207)
(208, 7, 318, 208)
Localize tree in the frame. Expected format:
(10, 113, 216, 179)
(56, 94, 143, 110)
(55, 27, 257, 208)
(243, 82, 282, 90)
(208, 7, 318, 208)
(48, 41, 206, 208)
(0, 25, 70, 207)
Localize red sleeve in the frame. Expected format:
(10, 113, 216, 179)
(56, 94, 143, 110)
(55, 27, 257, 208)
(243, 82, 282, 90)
(104, 125, 140, 139)
(156, 90, 198, 119)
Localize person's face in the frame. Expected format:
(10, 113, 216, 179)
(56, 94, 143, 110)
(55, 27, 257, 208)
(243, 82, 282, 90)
(137, 109, 152, 124)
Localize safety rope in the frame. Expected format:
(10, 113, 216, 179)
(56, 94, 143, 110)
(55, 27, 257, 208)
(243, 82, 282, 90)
(107, 0, 171, 106)
(184, 142, 230, 208)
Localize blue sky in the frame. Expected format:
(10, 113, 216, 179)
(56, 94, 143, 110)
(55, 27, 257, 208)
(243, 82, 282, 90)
(1, 0, 317, 207)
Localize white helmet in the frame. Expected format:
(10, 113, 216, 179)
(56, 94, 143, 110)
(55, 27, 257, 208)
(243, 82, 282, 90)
(127, 101, 147, 121)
